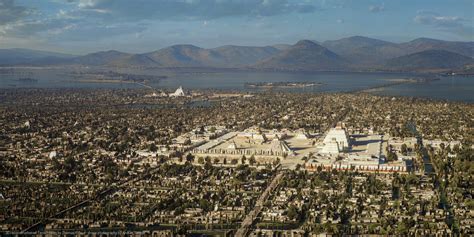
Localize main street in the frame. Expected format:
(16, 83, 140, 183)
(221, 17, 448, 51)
(235, 170, 284, 237)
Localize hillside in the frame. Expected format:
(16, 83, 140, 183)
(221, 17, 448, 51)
(385, 49, 474, 71)
(254, 40, 347, 71)
(109, 54, 159, 67)
(2, 37, 473, 72)
(143, 45, 220, 67)
(322, 36, 405, 65)
(0, 48, 74, 65)
(110, 45, 281, 68)
(73, 50, 131, 66)
(212, 45, 280, 67)
(400, 38, 474, 57)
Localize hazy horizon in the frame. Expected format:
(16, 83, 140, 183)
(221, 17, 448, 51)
(3, 35, 474, 56)
(0, 0, 472, 54)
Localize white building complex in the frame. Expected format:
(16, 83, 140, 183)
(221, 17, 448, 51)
(190, 127, 316, 164)
(174, 123, 410, 172)
(307, 125, 410, 173)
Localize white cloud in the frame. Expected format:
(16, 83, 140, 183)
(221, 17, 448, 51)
(72, 0, 319, 22)
(0, 0, 32, 25)
(414, 11, 473, 38)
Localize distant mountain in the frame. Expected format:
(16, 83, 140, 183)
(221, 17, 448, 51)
(322, 36, 405, 65)
(400, 38, 474, 57)
(211, 45, 280, 67)
(2, 37, 473, 72)
(385, 49, 474, 71)
(73, 50, 131, 66)
(109, 54, 158, 67)
(109, 44, 281, 68)
(0, 48, 75, 65)
(271, 44, 292, 51)
(143, 44, 220, 67)
(254, 40, 347, 71)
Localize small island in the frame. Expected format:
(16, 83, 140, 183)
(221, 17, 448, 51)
(245, 81, 323, 88)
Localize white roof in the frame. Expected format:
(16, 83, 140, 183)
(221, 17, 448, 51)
(321, 140, 341, 154)
(323, 127, 350, 150)
(170, 86, 186, 96)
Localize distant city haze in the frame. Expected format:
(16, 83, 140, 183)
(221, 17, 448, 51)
(0, 0, 472, 54)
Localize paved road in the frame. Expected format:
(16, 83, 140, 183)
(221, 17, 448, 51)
(235, 171, 284, 237)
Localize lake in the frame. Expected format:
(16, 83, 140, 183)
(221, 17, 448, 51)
(0, 68, 472, 102)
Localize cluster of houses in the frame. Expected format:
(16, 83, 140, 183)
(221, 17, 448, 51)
(1, 89, 471, 235)
(254, 172, 468, 235)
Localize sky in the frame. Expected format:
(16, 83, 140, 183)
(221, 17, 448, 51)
(0, 0, 472, 54)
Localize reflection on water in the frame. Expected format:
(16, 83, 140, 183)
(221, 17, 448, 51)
(0, 68, 472, 102)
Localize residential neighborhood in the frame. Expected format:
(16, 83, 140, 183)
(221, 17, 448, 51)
(0, 88, 472, 235)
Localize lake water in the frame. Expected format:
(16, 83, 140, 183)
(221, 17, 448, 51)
(371, 76, 474, 102)
(0, 69, 472, 102)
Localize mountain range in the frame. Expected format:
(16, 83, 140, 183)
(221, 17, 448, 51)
(255, 40, 348, 71)
(1, 36, 473, 72)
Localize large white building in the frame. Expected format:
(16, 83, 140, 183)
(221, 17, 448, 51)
(321, 127, 350, 154)
(308, 125, 409, 173)
(169, 86, 187, 97)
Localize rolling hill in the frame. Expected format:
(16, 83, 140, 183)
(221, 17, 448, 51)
(72, 50, 131, 66)
(400, 38, 474, 57)
(254, 40, 347, 71)
(143, 44, 221, 67)
(109, 45, 281, 68)
(0, 48, 75, 65)
(385, 49, 474, 71)
(322, 36, 405, 66)
(211, 45, 280, 67)
(1, 36, 473, 72)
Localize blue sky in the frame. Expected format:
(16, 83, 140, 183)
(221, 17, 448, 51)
(0, 0, 472, 54)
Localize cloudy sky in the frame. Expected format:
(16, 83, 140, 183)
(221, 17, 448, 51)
(0, 0, 472, 54)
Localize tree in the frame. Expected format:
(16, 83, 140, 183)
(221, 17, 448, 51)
(345, 177, 353, 197)
(386, 151, 398, 162)
(401, 144, 408, 156)
(185, 153, 194, 163)
(241, 155, 247, 164)
(392, 174, 401, 200)
(204, 160, 213, 170)
(197, 156, 204, 164)
(150, 143, 158, 152)
(287, 205, 299, 221)
(273, 158, 280, 166)
(249, 155, 256, 166)
(199, 199, 212, 212)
